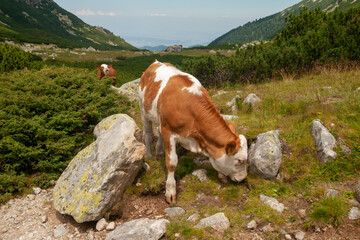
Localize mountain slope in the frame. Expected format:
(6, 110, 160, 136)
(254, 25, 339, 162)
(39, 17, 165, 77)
(210, 0, 360, 45)
(0, 0, 136, 50)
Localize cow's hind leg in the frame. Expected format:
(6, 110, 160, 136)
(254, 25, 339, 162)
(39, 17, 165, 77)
(141, 115, 153, 158)
(162, 128, 178, 204)
(155, 127, 164, 158)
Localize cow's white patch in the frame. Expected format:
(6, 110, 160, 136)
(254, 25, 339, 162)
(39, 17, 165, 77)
(181, 74, 203, 96)
(169, 135, 178, 167)
(178, 136, 202, 153)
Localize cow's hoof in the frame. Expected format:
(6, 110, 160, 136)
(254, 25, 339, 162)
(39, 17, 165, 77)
(166, 194, 177, 204)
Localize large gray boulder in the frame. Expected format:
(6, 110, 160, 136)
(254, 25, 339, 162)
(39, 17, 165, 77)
(53, 114, 146, 223)
(112, 78, 140, 101)
(310, 119, 337, 164)
(248, 130, 282, 179)
(163, 45, 182, 53)
(105, 218, 169, 240)
(243, 93, 261, 106)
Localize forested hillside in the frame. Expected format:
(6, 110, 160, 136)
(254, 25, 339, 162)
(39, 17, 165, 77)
(0, 0, 136, 50)
(210, 0, 360, 45)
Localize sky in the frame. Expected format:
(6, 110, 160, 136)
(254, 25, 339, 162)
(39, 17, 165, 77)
(54, 0, 301, 47)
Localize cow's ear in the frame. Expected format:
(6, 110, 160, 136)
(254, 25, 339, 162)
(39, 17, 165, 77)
(226, 141, 236, 156)
(227, 122, 236, 133)
(108, 64, 112, 68)
(96, 65, 100, 69)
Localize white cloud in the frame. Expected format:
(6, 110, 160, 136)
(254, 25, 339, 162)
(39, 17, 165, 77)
(149, 13, 168, 17)
(76, 9, 116, 16)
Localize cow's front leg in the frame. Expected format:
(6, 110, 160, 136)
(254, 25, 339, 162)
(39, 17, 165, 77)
(162, 130, 178, 204)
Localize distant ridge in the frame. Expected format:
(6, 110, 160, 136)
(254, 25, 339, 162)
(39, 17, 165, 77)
(210, 0, 360, 45)
(0, 0, 137, 50)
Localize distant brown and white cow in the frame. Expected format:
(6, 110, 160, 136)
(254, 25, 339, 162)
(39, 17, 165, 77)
(139, 60, 248, 203)
(96, 64, 117, 86)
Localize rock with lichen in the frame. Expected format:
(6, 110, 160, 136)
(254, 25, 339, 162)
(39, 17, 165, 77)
(53, 114, 146, 223)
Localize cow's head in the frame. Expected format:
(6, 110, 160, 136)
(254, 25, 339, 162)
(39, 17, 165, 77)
(96, 64, 110, 75)
(209, 123, 248, 183)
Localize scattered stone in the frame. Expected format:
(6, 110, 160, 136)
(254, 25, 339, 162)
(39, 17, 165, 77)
(243, 93, 261, 106)
(88, 230, 94, 240)
(143, 162, 150, 171)
(106, 222, 116, 231)
(221, 114, 239, 121)
(163, 45, 182, 53)
(165, 207, 185, 218)
(33, 187, 42, 195)
(355, 183, 360, 202)
(322, 86, 332, 90)
(194, 213, 230, 231)
(260, 195, 284, 213)
(315, 226, 321, 233)
(285, 234, 292, 240)
(349, 198, 359, 207)
(192, 169, 208, 182)
(248, 130, 282, 179)
(326, 188, 339, 197)
(27, 194, 36, 201)
(261, 223, 274, 232)
(105, 218, 169, 240)
(113, 78, 140, 101)
(225, 95, 240, 107)
(231, 105, 238, 114)
(338, 137, 351, 156)
(174, 233, 180, 238)
(187, 213, 200, 223)
(356, 87, 360, 92)
(53, 224, 68, 238)
(348, 207, 360, 220)
(310, 119, 337, 164)
(298, 209, 306, 219)
(96, 218, 108, 231)
(295, 231, 305, 240)
(40, 215, 48, 223)
(247, 220, 257, 229)
(53, 114, 146, 223)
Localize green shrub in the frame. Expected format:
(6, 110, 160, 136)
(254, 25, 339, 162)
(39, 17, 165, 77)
(0, 43, 43, 72)
(310, 196, 348, 227)
(0, 66, 132, 200)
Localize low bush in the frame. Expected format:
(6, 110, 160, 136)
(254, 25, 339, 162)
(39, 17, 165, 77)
(0, 66, 132, 201)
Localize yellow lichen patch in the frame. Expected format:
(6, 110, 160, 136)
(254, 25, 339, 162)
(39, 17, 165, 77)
(96, 114, 121, 132)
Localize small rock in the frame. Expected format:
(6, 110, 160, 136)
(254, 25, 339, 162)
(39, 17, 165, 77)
(33, 187, 42, 195)
(315, 226, 321, 233)
(356, 87, 360, 92)
(298, 209, 306, 219)
(280, 229, 287, 235)
(88, 230, 94, 240)
(243, 93, 261, 106)
(187, 213, 200, 223)
(295, 231, 305, 240)
(285, 234, 292, 240)
(174, 233, 180, 238)
(247, 220, 257, 229)
(259, 194, 284, 213)
(145, 209, 153, 215)
(222, 114, 239, 121)
(165, 207, 185, 218)
(106, 222, 116, 231)
(96, 218, 108, 231)
(192, 169, 208, 182)
(136, 182, 142, 187)
(322, 86, 332, 90)
(143, 162, 150, 171)
(40, 215, 48, 223)
(50, 180, 56, 185)
(349, 198, 359, 207)
(348, 207, 360, 220)
(225, 95, 240, 107)
(194, 213, 230, 231)
(355, 183, 360, 202)
(338, 137, 351, 156)
(261, 223, 274, 232)
(27, 194, 36, 201)
(326, 188, 339, 197)
(54, 224, 68, 238)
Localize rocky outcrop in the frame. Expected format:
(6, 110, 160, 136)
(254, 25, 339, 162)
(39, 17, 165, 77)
(113, 78, 140, 101)
(53, 114, 146, 223)
(163, 45, 182, 53)
(105, 218, 169, 240)
(248, 130, 282, 179)
(243, 93, 261, 106)
(310, 119, 337, 164)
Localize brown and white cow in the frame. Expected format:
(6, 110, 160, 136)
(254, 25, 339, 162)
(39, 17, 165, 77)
(96, 64, 117, 86)
(139, 60, 248, 203)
